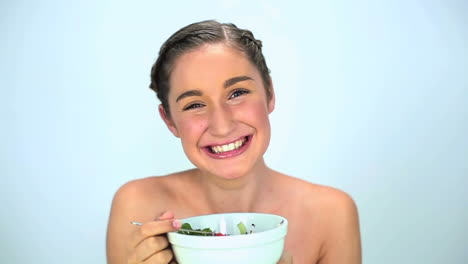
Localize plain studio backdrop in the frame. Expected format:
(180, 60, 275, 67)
(1, 0, 467, 263)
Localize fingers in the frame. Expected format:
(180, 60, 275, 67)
(133, 235, 170, 262)
(157, 211, 175, 221)
(131, 219, 181, 247)
(142, 248, 174, 264)
(127, 221, 178, 264)
(127, 211, 179, 264)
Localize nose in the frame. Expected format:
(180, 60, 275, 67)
(208, 103, 235, 137)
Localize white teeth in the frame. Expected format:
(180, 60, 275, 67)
(210, 138, 246, 154)
(235, 141, 241, 148)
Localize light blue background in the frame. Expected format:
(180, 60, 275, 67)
(1, 0, 467, 263)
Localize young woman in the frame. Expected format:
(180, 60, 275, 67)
(106, 20, 361, 264)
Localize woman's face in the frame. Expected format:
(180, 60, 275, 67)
(160, 43, 275, 179)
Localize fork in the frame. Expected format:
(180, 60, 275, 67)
(130, 221, 216, 235)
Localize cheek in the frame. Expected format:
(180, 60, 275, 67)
(176, 115, 208, 143)
(236, 100, 271, 128)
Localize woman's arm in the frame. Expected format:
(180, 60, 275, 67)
(318, 192, 362, 264)
(107, 182, 141, 263)
(106, 180, 176, 264)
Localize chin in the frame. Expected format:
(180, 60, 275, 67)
(214, 170, 246, 180)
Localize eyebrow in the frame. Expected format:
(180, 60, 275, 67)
(175, 90, 202, 103)
(224, 76, 253, 88)
(175, 75, 254, 103)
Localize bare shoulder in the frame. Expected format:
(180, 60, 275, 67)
(112, 177, 163, 214)
(110, 170, 191, 220)
(107, 170, 193, 231)
(113, 175, 169, 205)
(275, 173, 361, 264)
(279, 173, 357, 213)
(306, 183, 361, 263)
(106, 170, 192, 263)
(276, 173, 359, 231)
(308, 182, 358, 215)
(311, 185, 361, 263)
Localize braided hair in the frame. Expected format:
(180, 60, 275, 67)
(149, 20, 272, 117)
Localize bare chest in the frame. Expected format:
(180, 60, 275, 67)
(148, 177, 326, 263)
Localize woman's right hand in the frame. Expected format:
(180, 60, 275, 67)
(127, 211, 181, 264)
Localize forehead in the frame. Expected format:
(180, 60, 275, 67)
(168, 44, 260, 93)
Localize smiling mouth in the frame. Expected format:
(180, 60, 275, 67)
(206, 136, 250, 154)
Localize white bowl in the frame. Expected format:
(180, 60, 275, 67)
(167, 212, 288, 264)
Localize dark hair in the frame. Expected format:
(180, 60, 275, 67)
(149, 20, 272, 117)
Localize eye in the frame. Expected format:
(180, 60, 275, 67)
(183, 103, 205, 111)
(229, 88, 250, 99)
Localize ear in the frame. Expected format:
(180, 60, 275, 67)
(267, 79, 275, 114)
(158, 104, 180, 138)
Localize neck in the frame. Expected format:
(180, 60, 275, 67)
(194, 160, 273, 213)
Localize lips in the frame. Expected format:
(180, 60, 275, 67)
(202, 135, 252, 159)
(209, 137, 247, 153)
